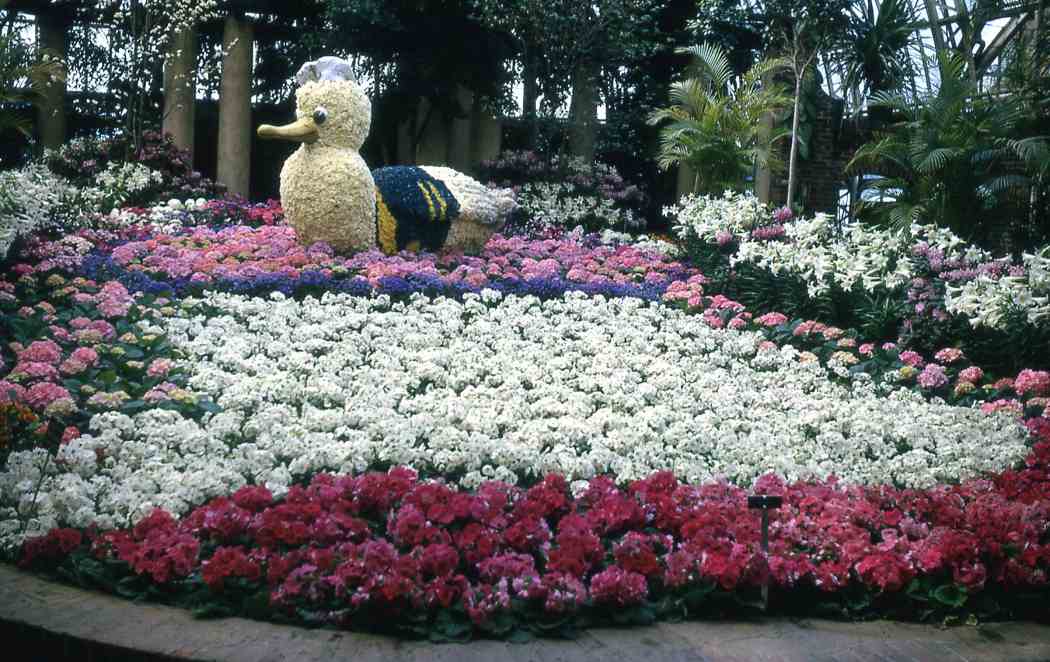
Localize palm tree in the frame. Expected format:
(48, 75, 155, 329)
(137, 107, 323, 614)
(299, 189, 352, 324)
(648, 43, 791, 196)
(847, 53, 1050, 241)
(840, 0, 918, 107)
(0, 29, 65, 143)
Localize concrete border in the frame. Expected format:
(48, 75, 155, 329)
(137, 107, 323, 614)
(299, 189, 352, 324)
(2, 563, 1050, 662)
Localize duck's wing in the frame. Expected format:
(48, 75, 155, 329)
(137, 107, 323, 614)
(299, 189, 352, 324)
(372, 166, 460, 253)
(418, 166, 517, 228)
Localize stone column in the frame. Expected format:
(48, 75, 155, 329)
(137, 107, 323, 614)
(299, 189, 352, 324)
(36, 12, 69, 152)
(217, 16, 254, 198)
(469, 107, 501, 169)
(446, 85, 473, 171)
(162, 26, 198, 157)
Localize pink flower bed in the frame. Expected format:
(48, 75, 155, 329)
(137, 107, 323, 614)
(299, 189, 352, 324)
(102, 225, 697, 292)
(21, 419, 1050, 635)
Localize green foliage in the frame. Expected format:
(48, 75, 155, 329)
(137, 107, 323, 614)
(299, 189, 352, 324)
(848, 53, 1050, 245)
(0, 28, 65, 144)
(473, 0, 665, 117)
(648, 43, 791, 195)
(325, 0, 516, 162)
(839, 0, 917, 100)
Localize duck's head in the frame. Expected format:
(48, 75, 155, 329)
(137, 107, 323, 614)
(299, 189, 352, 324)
(258, 57, 371, 150)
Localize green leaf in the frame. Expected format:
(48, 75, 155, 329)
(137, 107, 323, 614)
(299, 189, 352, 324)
(931, 584, 967, 608)
(682, 581, 716, 610)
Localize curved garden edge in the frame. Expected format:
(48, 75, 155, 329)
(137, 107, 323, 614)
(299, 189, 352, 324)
(3, 565, 1050, 662)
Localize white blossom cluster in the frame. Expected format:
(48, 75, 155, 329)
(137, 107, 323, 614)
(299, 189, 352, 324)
(669, 192, 995, 299)
(90, 198, 210, 234)
(732, 213, 921, 297)
(0, 290, 1029, 549)
(519, 182, 642, 233)
(0, 164, 79, 259)
(597, 229, 683, 257)
(666, 191, 771, 240)
(92, 0, 221, 58)
(74, 162, 165, 215)
(946, 246, 1050, 329)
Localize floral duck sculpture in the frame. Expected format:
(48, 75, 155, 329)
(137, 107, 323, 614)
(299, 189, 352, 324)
(258, 57, 516, 254)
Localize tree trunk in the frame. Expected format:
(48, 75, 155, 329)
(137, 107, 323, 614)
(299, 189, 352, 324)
(568, 58, 599, 163)
(522, 47, 540, 150)
(787, 71, 804, 210)
(922, 0, 948, 78)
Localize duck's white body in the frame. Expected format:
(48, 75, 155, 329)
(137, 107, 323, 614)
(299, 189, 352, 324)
(260, 57, 514, 255)
(279, 145, 376, 253)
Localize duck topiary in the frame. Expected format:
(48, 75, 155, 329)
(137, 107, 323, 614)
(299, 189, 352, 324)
(258, 57, 516, 254)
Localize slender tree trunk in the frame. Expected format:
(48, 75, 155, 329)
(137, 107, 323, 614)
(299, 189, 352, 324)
(922, 0, 948, 71)
(787, 68, 805, 209)
(522, 46, 540, 150)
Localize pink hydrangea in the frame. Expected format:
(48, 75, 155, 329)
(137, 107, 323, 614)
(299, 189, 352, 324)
(980, 399, 1023, 415)
(858, 343, 875, 357)
(146, 358, 174, 378)
(917, 364, 949, 390)
(1014, 370, 1050, 397)
(756, 312, 788, 327)
(97, 281, 134, 318)
(933, 348, 965, 364)
(87, 320, 116, 340)
(10, 362, 61, 383)
(24, 383, 73, 410)
(70, 347, 99, 366)
(899, 350, 925, 368)
(957, 366, 984, 384)
(17, 340, 62, 365)
(59, 359, 88, 376)
(822, 327, 844, 340)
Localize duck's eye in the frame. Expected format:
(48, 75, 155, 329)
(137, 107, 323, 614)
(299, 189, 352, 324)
(313, 108, 328, 125)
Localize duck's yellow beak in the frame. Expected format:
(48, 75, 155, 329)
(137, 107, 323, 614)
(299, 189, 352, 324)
(257, 117, 319, 143)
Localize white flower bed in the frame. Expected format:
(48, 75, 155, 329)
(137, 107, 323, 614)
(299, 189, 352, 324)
(665, 190, 770, 240)
(0, 164, 77, 259)
(0, 161, 168, 258)
(946, 247, 1050, 328)
(668, 192, 1050, 330)
(0, 290, 1029, 549)
(597, 229, 683, 257)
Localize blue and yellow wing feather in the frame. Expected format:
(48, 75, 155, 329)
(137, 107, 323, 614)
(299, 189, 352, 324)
(373, 166, 461, 254)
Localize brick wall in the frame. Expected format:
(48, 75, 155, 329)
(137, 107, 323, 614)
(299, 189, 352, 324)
(768, 94, 870, 216)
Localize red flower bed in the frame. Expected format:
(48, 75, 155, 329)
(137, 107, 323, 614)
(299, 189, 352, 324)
(18, 419, 1050, 639)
